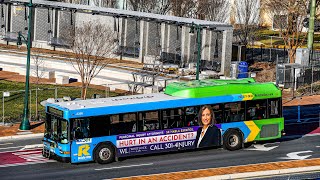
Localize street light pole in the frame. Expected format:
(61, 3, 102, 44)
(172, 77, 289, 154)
(19, 0, 33, 131)
(191, 22, 202, 80)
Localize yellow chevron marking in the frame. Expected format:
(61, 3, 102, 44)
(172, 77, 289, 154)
(244, 121, 260, 142)
(242, 93, 254, 101)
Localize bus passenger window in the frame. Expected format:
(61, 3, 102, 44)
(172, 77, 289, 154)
(162, 109, 183, 129)
(247, 100, 267, 120)
(224, 102, 245, 122)
(185, 106, 199, 126)
(123, 113, 137, 133)
(212, 104, 223, 124)
(110, 115, 120, 135)
(269, 98, 280, 118)
(72, 118, 90, 139)
(138, 111, 160, 132)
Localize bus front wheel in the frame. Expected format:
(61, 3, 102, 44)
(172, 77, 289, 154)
(223, 130, 242, 151)
(94, 144, 115, 164)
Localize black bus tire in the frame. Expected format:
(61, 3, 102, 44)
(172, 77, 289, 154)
(223, 130, 243, 151)
(94, 144, 115, 164)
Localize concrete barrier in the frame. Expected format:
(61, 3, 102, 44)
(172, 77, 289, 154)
(56, 75, 69, 84)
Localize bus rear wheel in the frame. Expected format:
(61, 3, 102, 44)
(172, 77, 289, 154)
(223, 130, 242, 151)
(94, 144, 115, 164)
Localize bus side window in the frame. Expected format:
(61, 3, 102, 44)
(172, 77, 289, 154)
(269, 98, 280, 118)
(123, 113, 137, 133)
(110, 115, 120, 135)
(89, 116, 110, 137)
(72, 118, 90, 139)
(185, 106, 199, 126)
(162, 109, 183, 129)
(138, 111, 160, 132)
(246, 100, 267, 120)
(212, 104, 223, 124)
(224, 102, 245, 122)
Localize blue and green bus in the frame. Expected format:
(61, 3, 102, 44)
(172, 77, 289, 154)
(42, 78, 284, 164)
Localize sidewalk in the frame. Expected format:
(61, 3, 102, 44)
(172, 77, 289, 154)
(283, 94, 320, 106)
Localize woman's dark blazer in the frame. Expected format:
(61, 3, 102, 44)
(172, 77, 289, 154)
(195, 125, 221, 148)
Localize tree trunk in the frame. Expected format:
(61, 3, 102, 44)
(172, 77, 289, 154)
(289, 49, 295, 63)
(81, 83, 88, 100)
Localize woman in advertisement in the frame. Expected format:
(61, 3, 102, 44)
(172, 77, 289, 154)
(195, 105, 221, 148)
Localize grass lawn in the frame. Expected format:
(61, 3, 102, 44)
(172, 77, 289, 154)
(0, 80, 118, 123)
(254, 28, 320, 49)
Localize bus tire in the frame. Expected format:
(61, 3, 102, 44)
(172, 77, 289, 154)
(94, 144, 115, 164)
(223, 130, 243, 151)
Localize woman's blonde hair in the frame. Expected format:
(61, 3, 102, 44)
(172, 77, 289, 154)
(198, 105, 216, 126)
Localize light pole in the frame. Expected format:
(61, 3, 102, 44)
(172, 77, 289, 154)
(190, 22, 202, 80)
(19, 0, 33, 130)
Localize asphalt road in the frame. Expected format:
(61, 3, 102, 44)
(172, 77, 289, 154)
(0, 134, 319, 180)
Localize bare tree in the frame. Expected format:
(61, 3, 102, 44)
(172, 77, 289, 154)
(127, 0, 171, 14)
(90, 0, 118, 8)
(65, 21, 117, 99)
(233, 0, 260, 48)
(31, 47, 46, 120)
(263, 0, 308, 63)
(171, 0, 197, 18)
(197, 0, 231, 23)
(127, 0, 143, 11)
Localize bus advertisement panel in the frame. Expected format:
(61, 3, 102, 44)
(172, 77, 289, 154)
(117, 127, 198, 156)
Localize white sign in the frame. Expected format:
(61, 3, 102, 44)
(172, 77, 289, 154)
(3, 92, 10, 97)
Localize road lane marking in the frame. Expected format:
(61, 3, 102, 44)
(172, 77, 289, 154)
(95, 163, 154, 171)
(279, 150, 313, 160)
(246, 144, 278, 151)
(0, 143, 13, 146)
(13, 150, 42, 155)
(21, 144, 43, 150)
(0, 160, 55, 168)
(0, 146, 25, 150)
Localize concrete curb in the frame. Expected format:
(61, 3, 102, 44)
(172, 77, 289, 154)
(0, 133, 43, 142)
(187, 166, 320, 180)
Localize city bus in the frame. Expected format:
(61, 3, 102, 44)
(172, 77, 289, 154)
(42, 78, 284, 164)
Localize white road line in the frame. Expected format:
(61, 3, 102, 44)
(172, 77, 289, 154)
(13, 150, 42, 155)
(95, 163, 154, 171)
(0, 146, 25, 150)
(21, 144, 43, 150)
(0, 160, 55, 168)
(0, 143, 13, 146)
(317, 146, 320, 148)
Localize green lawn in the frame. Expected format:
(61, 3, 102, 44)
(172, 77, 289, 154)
(0, 80, 118, 123)
(254, 28, 320, 49)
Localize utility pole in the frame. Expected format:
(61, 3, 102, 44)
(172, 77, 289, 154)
(191, 22, 202, 80)
(308, 0, 316, 62)
(19, 0, 33, 131)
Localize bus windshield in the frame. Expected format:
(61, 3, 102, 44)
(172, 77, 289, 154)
(44, 114, 69, 144)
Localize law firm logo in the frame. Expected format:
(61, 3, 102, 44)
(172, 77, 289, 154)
(78, 144, 90, 157)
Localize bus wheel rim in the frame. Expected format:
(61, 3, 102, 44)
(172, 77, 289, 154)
(229, 135, 239, 147)
(99, 148, 111, 161)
